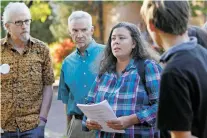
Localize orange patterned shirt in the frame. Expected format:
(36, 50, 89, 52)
(0, 35, 55, 132)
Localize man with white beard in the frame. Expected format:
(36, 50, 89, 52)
(1, 2, 54, 138)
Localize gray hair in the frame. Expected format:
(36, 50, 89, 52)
(68, 11, 92, 28)
(2, 2, 31, 32)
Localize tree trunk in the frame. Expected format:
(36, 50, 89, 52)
(97, 1, 104, 44)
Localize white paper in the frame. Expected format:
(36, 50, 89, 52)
(77, 100, 125, 133)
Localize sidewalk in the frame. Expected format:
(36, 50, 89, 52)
(45, 80, 67, 138)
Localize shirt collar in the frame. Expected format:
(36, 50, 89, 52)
(76, 39, 96, 56)
(109, 59, 136, 73)
(1, 33, 35, 52)
(28, 36, 35, 44)
(2, 33, 10, 45)
(3, 33, 35, 45)
(126, 59, 136, 71)
(160, 37, 197, 62)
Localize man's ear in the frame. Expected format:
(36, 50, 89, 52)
(5, 23, 10, 32)
(91, 26, 94, 35)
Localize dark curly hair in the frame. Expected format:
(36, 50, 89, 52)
(99, 22, 159, 75)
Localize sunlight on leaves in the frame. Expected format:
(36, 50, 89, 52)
(30, 2, 51, 22)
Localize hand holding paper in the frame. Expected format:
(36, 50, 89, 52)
(107, 115, 138, 130)
(77, 100, 125, 133)
(86, 119, 102, 130)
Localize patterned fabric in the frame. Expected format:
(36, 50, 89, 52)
(83, 59, 162, 138)
(57, 40, 104, 116)
(1, 34, 55, 132)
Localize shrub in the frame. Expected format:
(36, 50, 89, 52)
(49, 38, 75, 78)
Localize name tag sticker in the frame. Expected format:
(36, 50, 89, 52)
(0, 64, 10, 74)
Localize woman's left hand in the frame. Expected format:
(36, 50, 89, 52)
(106, 116, 130, 130)
(106, 114, 139, 130)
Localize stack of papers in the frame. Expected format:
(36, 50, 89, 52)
(77, 100, 125, 133)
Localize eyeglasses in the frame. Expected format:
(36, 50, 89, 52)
(8, 19, 32, 26)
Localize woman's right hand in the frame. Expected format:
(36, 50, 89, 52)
(86, 119, 102, 130)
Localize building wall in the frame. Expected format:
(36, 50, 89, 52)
(102, 2, 142, 43)
(190, 16, 206, 26)
(99, 1, 206, 44)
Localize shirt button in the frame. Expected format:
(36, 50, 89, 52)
(84, 72, 86, 75)
(83, 60, 85, 63)
(84, 85, 87, 88)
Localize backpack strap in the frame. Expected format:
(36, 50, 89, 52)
(137, 59, 148, 95)
(137, 59, 163, 105)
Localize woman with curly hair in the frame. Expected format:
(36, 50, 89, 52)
(82, 22, 162, 138)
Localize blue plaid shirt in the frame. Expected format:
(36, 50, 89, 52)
(83, 59, 162, 138)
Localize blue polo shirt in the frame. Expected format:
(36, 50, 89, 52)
(58, 40, 104, 115)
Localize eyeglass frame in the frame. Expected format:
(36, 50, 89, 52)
(7, 19, 32, 26)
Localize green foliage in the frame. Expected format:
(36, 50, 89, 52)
(30, 2, 51, 22)
(30, 20, 55, 44)
(29, 1, 54, 43)
(53, 62, 62, 80)
(1, 1, 11, 14)
(49, 38, 75, 78)
(49, 2, 70, 42)
(190, 1, 207, 17)
(1, 0, 54, 42)
(1, 1, 12, 38)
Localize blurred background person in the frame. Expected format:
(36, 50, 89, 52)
(188, 25, 207, 48)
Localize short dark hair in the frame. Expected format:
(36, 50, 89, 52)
(99, 22, 159, 75)
(142, 0, 190, 35)
(188, 26, 207, 48)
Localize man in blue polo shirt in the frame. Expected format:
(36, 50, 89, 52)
(58, 11, 104, 138)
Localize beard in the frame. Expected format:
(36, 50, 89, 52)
(20, 33, 30, 42)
